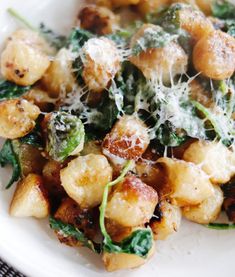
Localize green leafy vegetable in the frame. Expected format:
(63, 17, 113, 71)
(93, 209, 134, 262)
(103, 229, 153, 257)
(212, 0, 235, 19)
(191, 100, 233, 146)
(67, 28, 93, 82)
(49, 217, 101, 253)
(68, 28, 94, 52)
(46, 111, 85, 162)
(146, 4, 192, 53)
(20, 120, 43, 148)
(156, 122, 187, 147)
(107, 29, 132, 47)
(108, 20, 144, 46)
(154, 3, 185, 33)
(39, 23, 67, 50)
(62, 83, 122, 133)
(137, 80, 206, 147)
(205, 223, 235, 230)
(99, 160, 153, 258)
(0, 140, 21, 189)
(212, 1, 235, 38)
(0, 80, 31, 101)
(225, 20, 235, 37)
(132, 26, 176, 56)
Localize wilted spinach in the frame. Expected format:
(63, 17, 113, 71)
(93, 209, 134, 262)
(191, 100, 234, 146)
(68, 28, 94, 52)
(0, 80, 31, 101)
(132, 26, 176, 56)
(212, 0, 235, 19)
(205, 223, 235, 230)
(67, 28, 94, 82)
(0, 140, 21, 189)
(212, 1, 235, 37)
(156, 122, 187, 147)
(20, 120, 43, 149)
(49, 217, 101, 253)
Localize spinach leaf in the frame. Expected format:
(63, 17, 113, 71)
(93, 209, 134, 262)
(107, 29, 132, 47)
(132, 26, 176, 56)
(103, 229, 153, 257)
(212, 0, 235, 19)
(225, 20, 235, 37)
(156, 122, 187, 147)
(153, 3, 184, 33)
(99, 160, 153, 258)
(0, 80, 31, 101)
(20, 121, 43, 148)
(204, 223, 235, 230)
(49, 217, 101, 253)
(191, 100, 234, 146)
(212, 1, 235, 37)
(67, 28, 93, 82)
(68, 28, 94, 52)
(39, 23, 67, 50)
(0, 140, 21, 189)
(94, 95, 119, 131)
(62, 87, 121, 133)
(146, 4, 192, 53)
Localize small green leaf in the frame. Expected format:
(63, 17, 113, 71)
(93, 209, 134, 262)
(212, 0, 235, 19)
(156, 123, 187, 147)
(68, 28, 94, 52)
(191, 100, 233, 146)
(20, 120, 43, 149)
(156, 3, 185, 32)
(132, 26, 176, 56)
(0, 140, 21, 189)
(204, 223, 235, 230)
(103, 229, 153, 258)
(49, 217, 101, 253)
(0, 80, 31, 101)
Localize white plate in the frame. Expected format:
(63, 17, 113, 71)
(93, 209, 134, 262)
(0, 1, 235, 276)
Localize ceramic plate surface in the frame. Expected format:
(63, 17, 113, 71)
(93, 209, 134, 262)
(0, 1, 235, 276)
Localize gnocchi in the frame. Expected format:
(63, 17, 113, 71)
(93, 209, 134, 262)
(129, 24, 188, 83)
(183, 140, 235, 184)
(150, 201, 182, 240)
(193, 30, 235, 80)
(10, 174, 49, 218)
(41, 48, 76, 98)
(183, 185, 223, 224)
(60, 154, 113, 208)
(102, 115, 150, 162)
(105, 176, 158, 227)
(157, 157, 214, 206)
(0, 99, 40, 139)
(1, 31, 50, 86)
(81, 37, 121, 92)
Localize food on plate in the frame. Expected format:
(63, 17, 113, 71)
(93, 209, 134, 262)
(1, 0, 235, 271)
